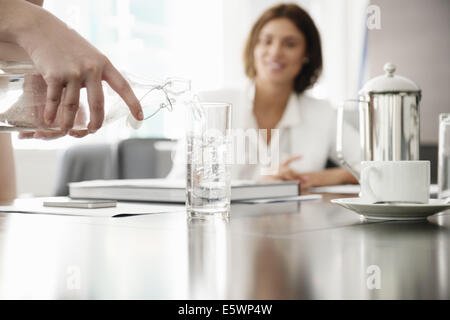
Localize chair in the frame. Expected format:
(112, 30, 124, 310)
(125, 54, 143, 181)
(117, 138, 177, 179)
(54, 138, 178, 196)
(53, 143, 118, 196)
(420, 144, 438, 184)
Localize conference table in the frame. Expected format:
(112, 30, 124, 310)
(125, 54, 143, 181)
(0, 193, 448, 300)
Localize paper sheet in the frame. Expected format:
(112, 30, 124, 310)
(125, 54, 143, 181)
(0, 197, 183, 218)
(307, 185, 360, 194)
(235, 194, 323, 204)
(308, 184, 439, 195)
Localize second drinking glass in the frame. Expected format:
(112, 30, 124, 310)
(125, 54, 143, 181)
(438, 113, 450, 200)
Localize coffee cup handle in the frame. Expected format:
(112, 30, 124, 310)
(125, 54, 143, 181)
(362, 166, 380, 203)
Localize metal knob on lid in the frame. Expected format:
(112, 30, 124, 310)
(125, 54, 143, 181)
(384, 62, 396, 77)
(359, 62, 421, 94)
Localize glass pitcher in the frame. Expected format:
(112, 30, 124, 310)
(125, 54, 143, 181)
(0, 61, 191, 133)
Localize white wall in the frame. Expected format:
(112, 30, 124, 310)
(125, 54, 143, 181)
(14, 149, 61, 197)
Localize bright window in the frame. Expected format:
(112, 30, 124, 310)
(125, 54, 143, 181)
(13, 0, 224, 149)
(12, 0, 368, 149)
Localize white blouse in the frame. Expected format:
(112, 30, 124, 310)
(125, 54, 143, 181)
(167, 85, 360, 180)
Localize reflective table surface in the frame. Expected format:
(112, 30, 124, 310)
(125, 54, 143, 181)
(0, 194, 449, 299)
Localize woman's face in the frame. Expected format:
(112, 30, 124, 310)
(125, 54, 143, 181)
(253, 18, 307, 87)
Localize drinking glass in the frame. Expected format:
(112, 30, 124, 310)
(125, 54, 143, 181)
(186, 102, 232, 219)
(438, 113, 450, 199)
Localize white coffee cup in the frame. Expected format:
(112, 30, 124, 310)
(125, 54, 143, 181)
(360, 161, 430, 204)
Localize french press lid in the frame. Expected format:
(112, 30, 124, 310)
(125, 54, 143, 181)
(359, 62, 421, 95)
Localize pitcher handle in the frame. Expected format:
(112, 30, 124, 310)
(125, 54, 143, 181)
(336, 99, 361, 182)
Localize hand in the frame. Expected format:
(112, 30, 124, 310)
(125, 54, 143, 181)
(261, 154, 304, 182)
(18, 127, 89, 140)
(297, 168, 359, 192)
(296, 171, 325, 191)
(15, 3, 144, 135)
(4, 74, 88, 140)
(260, 155, 357, 193)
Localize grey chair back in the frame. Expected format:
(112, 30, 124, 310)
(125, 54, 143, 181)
(117, 138, 177, 179)
(420, 144, 438, 184)
(54, 138, 177, 196)
(54, 143, 118, 196)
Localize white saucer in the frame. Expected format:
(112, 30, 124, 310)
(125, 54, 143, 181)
(331, 198, 450, 221)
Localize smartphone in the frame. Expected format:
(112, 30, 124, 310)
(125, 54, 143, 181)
(43, 199, 117, 209)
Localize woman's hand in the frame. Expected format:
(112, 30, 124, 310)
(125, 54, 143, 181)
(2, 0, 143, 137)
(3, 73, 89, 140)
(22, 6, 144, 133)
(260, 154, 304, 182)
(260, 154, 358, 192)
(297, 168, 358, 191)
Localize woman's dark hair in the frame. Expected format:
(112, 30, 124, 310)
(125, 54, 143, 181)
(243, 3, 322, 94)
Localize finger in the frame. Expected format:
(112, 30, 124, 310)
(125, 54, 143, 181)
(298, 174, 312, 190)
(33, 130, 66, 140)
(281, 154, 303, 167)
(69, 129, 89, 138)
(299, 174, 310, 183)
(102, 62, 143, 121)
(300, 182, 312, 192)
(60, 81, 81, 132)
(18, 132, 35, 139)
(85, 76, 104, 133)
(44, 80, 64, 125)
(281, 169, 301, 181)
(259, 174, 281, 182)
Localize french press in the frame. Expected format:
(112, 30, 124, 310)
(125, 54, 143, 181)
(337, 62, 422, 180)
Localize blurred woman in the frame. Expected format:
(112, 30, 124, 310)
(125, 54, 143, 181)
(168, 3, 359, 190)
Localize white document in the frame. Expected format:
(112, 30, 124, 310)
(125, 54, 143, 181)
(308, 185, 360, 194)
(0, 197, 183, 218)
(235, 194, 323, 204)
(308, 184, 439, 195)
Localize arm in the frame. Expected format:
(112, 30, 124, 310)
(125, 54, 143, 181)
(0, 133, 16, 202)
(0, 0, 43, 62)
(0, 1, 42, 202)
(0, 0, 143, 137)
(260, 155, 358, 193)
(27, 0, 43, 5)
(296, 167, 357, 191)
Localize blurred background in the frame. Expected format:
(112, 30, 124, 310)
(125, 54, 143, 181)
(12, 0, 450, 196)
